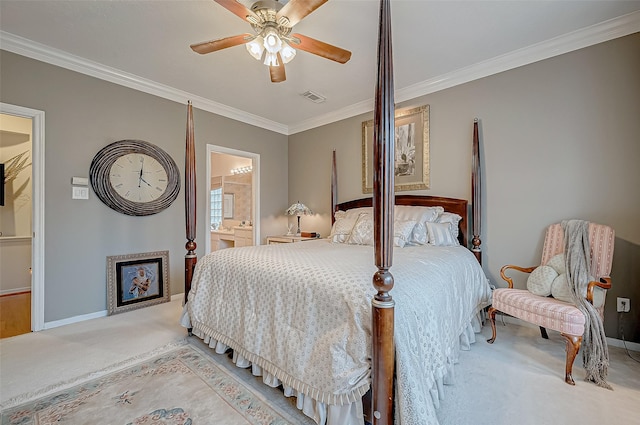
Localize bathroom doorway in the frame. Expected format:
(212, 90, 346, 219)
(206, 145, 260, 253)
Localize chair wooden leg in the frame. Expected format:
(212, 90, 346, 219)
(560, 333, 582, 385)
(487, 307, 497, 344)
(539, 326, 549, 339)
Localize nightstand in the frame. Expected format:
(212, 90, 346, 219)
(266, 235, 317, 244)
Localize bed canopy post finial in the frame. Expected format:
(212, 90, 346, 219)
(471, 118, 482, 264)
(184, 101, 197, 304)
(372, 0, 395, 423)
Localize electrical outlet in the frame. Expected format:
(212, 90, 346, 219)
(617, 297, 630, 313)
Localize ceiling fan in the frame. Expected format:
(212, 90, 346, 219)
(190, 0, 352, 83)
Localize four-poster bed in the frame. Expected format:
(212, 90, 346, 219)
(181, 2, 488, 424)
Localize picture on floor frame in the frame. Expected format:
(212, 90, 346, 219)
(107, 250, 170, 315)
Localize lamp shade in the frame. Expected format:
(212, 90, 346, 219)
(286, 201, 313, 235)
(286, 201, 313, 217)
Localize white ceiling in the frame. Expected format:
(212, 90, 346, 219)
(1, 1, 639, 134)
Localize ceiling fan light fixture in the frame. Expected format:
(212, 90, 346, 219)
(263, 51, 279, 67)
(263, 30, 282, 54)
(280, 42, 296, 64)
(246, 36, 265, 60)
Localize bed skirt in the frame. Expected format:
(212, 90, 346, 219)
(181, 306, 486, 425)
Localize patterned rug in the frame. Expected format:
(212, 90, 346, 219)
(1, 341, 304, 425)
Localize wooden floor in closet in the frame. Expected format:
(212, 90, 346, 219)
(0, 291, 31, 338)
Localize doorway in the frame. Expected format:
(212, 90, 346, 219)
(0, 104, 45, 333)
(206, 145, 260, 253)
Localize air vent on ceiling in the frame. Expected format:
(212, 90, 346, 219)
(301, 90, 326, 104)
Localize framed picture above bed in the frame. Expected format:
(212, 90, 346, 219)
(107, 250, 170, 315)
(361, 104, 430, 193)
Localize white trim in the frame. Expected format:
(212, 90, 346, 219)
(0, 287, 31, 296)
(606, 337, 640, 353)
(43, 294, 185, 330)
(0, 31, 288, 136)
(206, 145, 261, 251)
(2, 12, 639, 136)
(44, 310, 107, 330)
(0, 103, 45, 332)
(289, 10, 640, 134)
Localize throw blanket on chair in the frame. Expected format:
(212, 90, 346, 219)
(562, 219, 612, 389)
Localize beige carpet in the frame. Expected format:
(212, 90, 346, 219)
(1, 297, 639, 424)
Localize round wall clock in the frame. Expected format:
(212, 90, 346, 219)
(90, 139, 180, 216)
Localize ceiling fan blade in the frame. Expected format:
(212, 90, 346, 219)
(190, 33, 253, 54)
(276, 0, 328, 27)
(269, 53, 286, 83)
(290, 33, 351, 64)
(213, 0, 258, 22)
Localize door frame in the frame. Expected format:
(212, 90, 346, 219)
(206, 144, 260, 252)
(0, 103, 45, 331)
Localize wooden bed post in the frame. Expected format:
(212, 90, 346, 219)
(331, 150, 338, 225)
(471, 119, 482, 264)
(372, 1, 395, 423)
(184, 101, 197, 304)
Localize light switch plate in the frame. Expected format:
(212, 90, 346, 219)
(72, 186, 89, 200)
(72, 176, 89, 186)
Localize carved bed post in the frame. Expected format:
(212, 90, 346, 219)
(331, 149, 338, 225)
(471, 119, 482, 264)
(372, 1, 395, 423)
(184, 101, 197, 304)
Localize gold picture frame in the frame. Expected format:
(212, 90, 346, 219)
(362, 104, 430, 193)
(107, 250, 170, 315)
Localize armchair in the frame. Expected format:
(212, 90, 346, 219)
(487, 222, 615, 385)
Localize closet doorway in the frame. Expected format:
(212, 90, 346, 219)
(0, 104, 45, 335)
(206, 145, 260, 253)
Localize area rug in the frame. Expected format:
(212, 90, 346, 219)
(1, 341, 303, 425)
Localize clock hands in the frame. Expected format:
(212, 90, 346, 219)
(138, 156, 144, 187)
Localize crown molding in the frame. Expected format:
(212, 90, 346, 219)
(289, 10, 640, 134)
(2, 10, 639, 136)
(0, 31, 289, 135)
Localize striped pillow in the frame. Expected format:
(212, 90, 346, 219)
(426, 222, 459, 246)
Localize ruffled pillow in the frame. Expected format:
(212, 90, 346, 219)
(436, 212, 462, 240)
(426, 222, 459, 246)
(394, 220, 418, 248)
(329, 212, 359, 243)
(347, 214, 374, 245)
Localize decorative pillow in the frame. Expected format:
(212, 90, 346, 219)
(410, 222, 428, 245)
(436, 212, 462, 240)
(426, 222, 459, 246)
(394, 220, 418, 248)
(546, 253, 566, 275)
(527, 265, 557, 297)
(347, 213, 374, 245)
(395, 206, 443, 245)
(329, 214, 359, 243)
(550, 273, 573, 303)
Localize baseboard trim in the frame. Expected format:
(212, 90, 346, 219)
(0, 287, 30, 296)
(42, 293, 184, 330)
(494, 313, 640, 352)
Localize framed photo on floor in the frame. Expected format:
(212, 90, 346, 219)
(107, 250, 170, 315)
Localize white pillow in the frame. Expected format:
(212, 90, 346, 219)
(527, 265, 557, 297)
(550, 273, 573, 303)
(394, 220, 418, 248)
(395, 205, 443, 223)
(329, 214, 359, 243)
(436, 212, 462, 240)
(347, 213, 374, 245)
(426, 222, 459, 246)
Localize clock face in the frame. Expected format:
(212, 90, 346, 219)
(109, 154, 169, 203)
(90, 140, 180, 216)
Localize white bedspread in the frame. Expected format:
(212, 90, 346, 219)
(183, 239, 492, 425)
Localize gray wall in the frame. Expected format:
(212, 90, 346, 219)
(0, 51, 288, 323)
(288, 33, 640, 342)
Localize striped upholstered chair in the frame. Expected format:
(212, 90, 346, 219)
(487, 222, 615, 385)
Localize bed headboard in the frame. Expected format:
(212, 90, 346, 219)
(334, 195, 468, 248)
